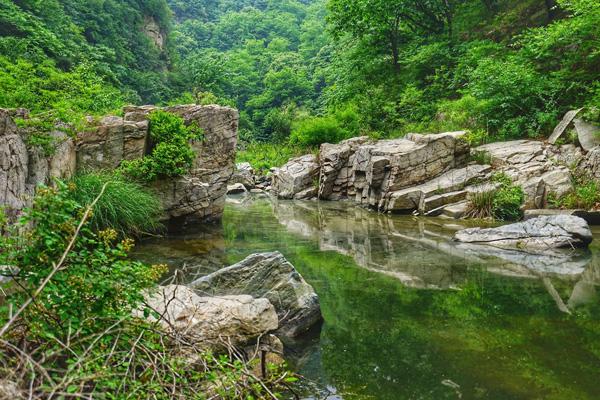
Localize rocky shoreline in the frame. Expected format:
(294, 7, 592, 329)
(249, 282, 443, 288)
(230, 111, 600, 222)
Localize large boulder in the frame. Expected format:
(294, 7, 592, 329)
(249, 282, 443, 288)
(454, 215, 593, 250)
(191, 252, 322, 337)
(77, 105, 239, 224)
(141, 285, 278, 349)
(272, 154, 320, 200)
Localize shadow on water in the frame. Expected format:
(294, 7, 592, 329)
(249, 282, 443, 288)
(134, 195, 600, 400)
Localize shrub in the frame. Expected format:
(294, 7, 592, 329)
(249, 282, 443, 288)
(290, 115, 348, 146)
(0, 182, 294, 398)
(465, 174, 524, 221)
(119, 110, 203, 181)
(555, 176, 600, 210)
(0, 181, 166, 335)
(491, 174, 525, 221)
(68, 173, 163, 236)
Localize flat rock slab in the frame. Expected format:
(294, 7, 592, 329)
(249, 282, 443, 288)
(191, 251, 322, 337)
(524, 209, 600, 225)
(454, 215, 593, 250)
(548, 108, 582, 144)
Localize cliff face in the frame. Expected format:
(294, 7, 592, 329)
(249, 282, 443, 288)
(0, 105, 239, 226)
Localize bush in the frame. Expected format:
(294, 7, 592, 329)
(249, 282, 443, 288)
(68, 173, 163, 236)
(0, 181, 166, 335)
(554, 176, 600, 210)
(0, 182, 293, 398)
(465, 174, 524, 221)
(290, 115, 348, 146)
(119, 110, 203, 181)
(491, 174, 525, 221)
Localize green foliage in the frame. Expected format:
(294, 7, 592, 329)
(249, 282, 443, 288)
(290, 114, 350, 147)
(67, 173, 163, 236)
(491, 173, 525, 221)
(553, 175, 600, 210)
(0, 182, 166, 335)
(0, 183, 294, 398)
(465, 189, 495, 219)
(119, 111, 203, 181)
(237, 142, 311, 174)
(0, 56, 126, 124)
(0, 0, 175, 105)
(465, 174, 524, 220)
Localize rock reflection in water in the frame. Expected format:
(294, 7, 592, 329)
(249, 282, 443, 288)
(269, 197, 599, 310)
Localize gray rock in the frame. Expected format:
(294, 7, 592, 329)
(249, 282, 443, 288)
(524, 209, 600, 225)
(580, 147, 600, 179)
(227, 183, 247, 195)
(140, 285, 278, 349)
(574, 118, 600, 152)
(548, 108, 583, 144)
(454, 215, 593, 250)
(230, 162, 255, 189)
(191, 252, 322, 337)
(272, 154, 320, 200)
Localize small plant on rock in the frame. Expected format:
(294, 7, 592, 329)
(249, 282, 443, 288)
(119, 110, 204, 181)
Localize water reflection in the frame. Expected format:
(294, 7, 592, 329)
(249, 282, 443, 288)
(270, 197, 599, 311)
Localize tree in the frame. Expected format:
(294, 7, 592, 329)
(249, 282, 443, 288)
(327, 0, 457, 69)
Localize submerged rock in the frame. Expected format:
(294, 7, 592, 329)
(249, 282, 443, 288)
(141, 285, 278, 348)
(191, 252, 322, 337)
(454, 215, 593, 250)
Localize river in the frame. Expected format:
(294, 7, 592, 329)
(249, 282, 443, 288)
(134, 195, 600, 400)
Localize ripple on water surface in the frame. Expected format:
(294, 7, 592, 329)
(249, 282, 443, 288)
(134, 196, 600, 400)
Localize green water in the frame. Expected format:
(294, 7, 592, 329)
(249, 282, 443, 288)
(134, 196, 600, 400)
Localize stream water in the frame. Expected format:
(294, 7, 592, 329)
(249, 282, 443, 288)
(134, 195, 600, 400)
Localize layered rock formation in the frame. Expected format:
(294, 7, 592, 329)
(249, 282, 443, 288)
(0, 110, 76, 219)
(272, 110, 600, 218)
(1, 104, 238, 224)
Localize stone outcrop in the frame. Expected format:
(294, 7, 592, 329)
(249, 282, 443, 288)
(271, 154, 319, 200)
(230, 162, 255, 189)
(475, 140, 575, 209)
(191, 252, 322, 337)
(454, 215, 593, 250)
(272, 132, 471, 211)
(1, 104, 238, 224)
(76, 116, 148, 170)
(141, 285, 278, 349)
(0, 110, 76, 219)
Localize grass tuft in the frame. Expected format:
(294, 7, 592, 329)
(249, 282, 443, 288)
(68, 172, 163, 236)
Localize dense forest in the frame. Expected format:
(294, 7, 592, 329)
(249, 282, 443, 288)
(1, 0, 598, 154)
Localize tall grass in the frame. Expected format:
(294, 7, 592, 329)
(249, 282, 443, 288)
(68, 173, 163, 236)
(465, 189, 495, 219)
